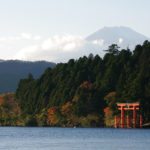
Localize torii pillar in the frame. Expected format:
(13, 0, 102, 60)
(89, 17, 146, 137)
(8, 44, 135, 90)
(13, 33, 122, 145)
(120, 106, 125, 128)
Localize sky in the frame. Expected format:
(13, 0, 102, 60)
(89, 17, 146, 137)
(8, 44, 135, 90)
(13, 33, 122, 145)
(0, 0, 149, 62)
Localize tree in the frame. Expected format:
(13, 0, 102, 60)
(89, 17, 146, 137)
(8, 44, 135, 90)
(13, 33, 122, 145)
(104, 44, 120, 55)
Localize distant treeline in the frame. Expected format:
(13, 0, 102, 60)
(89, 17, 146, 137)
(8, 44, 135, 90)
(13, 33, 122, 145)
(6, 40, 149, 127)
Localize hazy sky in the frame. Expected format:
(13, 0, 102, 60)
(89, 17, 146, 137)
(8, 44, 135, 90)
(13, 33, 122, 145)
(0, 0, 149, 62)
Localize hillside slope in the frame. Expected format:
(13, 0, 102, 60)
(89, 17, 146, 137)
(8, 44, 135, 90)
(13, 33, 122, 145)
(15, 41, 150, 127)
(0, 60, 55, 93)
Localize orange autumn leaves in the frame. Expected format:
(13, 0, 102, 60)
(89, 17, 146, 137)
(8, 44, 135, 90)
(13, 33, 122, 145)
(0, 93, 21, 126)
(47, 102, 73, 126)
(47, 107, 59, 125)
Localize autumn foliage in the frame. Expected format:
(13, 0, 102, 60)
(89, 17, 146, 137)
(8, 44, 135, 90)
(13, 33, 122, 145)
(47, 107, 59, 126)
(0, 93, 22, 126)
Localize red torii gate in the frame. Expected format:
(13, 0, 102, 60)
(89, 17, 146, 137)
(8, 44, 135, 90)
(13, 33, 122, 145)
(114, 102, 143, 128)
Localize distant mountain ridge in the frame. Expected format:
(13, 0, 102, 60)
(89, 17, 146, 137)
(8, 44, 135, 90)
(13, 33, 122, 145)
(0, 60, 55, 93)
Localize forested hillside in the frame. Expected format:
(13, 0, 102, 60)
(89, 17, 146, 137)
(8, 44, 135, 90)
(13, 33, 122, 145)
(14, 41, 150, 127)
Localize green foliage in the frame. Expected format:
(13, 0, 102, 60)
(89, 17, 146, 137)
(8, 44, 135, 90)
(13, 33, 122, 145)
(79, 114, 100, 127)
(104, 44, 120, 55)
(15, 41, 150, 126)
(25, 115, 38, 126)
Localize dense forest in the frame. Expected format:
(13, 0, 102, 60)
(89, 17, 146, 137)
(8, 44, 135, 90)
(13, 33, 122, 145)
(1, 41, 149, 127)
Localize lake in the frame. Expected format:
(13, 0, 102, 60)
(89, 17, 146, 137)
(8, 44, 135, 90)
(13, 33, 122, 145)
(0, 127, 149, 150)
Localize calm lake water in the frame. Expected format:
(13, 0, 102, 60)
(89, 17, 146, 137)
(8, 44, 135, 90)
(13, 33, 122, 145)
(0, 127, 149, 150)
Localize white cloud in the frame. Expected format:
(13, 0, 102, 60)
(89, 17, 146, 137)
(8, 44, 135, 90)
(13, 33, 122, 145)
(14, 35, 86, 62)
(21, 33, 32, 40)
(1, 34, 106, 62)
(0, 37, 7, 41)
(118, 38, 123, 44)
(33, 36, 41, 40)
(92, 39, 104, 46)
(15, 45, 39, 60)
(0, 33, 42, 42)
(8, 36, 21, 41)
(42, 35, 84, 52)
(0, 36, 21, 41)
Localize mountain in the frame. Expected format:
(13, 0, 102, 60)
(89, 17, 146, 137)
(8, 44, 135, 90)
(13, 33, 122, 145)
(0, 60, 55, 93)
(86, 26, 149, 50)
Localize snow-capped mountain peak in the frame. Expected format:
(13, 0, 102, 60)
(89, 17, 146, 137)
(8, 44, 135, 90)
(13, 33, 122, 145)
(86, 26, 149, 49)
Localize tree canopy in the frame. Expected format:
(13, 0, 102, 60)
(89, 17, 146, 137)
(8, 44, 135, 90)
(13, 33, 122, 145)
(15, 41, 150, 126)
